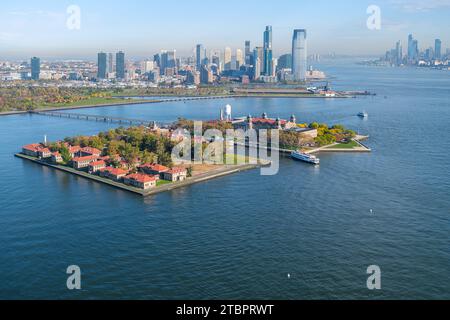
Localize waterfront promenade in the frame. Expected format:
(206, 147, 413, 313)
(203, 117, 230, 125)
(15, 153, 263, 197)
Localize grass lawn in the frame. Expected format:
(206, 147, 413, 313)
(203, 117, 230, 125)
(39, 97, 144, 109)
(329, 140, 359, 149)
(156, 180, 172, 187)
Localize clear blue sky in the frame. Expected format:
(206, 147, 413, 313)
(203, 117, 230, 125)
(1, 0, 449, 60)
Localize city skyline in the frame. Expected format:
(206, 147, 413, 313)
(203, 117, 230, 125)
(1, 0, 450, 59)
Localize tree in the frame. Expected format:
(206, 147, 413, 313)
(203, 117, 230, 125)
(60, 146, 72, 164)
(187, 166, 193, 178)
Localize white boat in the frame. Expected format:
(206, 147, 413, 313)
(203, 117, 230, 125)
(291, 151, 320, 165)
(358, 112, 368, 118)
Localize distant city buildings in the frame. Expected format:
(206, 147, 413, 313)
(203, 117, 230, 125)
(435, 39, 442, 60)
(31, 57, 40, 80)
(245, 41, 251, 65)
(196, 44, 206, 70)
(292, 29, 307, 81)
(382, 34, 447, 67)
(5, 26, 337, 86)
(263, 26, 273, 76)
(224, 47, 232, 71)
(116, 51, 125, 79)
(97, 52, 107, 79)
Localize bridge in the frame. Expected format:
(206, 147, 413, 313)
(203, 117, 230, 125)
(30, 110, 170, 128)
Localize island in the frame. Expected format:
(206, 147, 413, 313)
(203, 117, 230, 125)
(15, 113, 370, 195)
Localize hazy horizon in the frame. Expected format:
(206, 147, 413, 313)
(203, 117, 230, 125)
(1, 0, 449, 60)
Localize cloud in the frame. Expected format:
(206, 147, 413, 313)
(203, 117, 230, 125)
(390, 0, 450, 12)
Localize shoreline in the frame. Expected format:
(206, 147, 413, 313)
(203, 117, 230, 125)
(15, 153, 263, 197)
(0, 93, 362, 117)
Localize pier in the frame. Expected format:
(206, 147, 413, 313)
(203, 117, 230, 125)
(30, 110, 169, 127)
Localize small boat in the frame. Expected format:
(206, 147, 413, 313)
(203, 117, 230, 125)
(291, 151, 320, 165)
(358, 112, 368, 118)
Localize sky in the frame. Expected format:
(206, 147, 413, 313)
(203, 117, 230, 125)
(0, 0, 449, 60)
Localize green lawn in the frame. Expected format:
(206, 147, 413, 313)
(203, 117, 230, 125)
(329, 140, 359, 149)
(156, 180, 172, 187)
(39, 97, 144, 109)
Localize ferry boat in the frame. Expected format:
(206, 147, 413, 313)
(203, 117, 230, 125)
(358, 112, 368, 118)
(291, 151, 320, 165)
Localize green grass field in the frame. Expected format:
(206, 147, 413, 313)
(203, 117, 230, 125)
(39, 97, 143, 109)
(329, 140, 359, 149)
(156, 180, 172, 187)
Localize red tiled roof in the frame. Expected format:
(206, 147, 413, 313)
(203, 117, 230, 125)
(125, 173, 156, 183)
(72, 155, 98, 162)
(39, 148, 51, 153)
(252, 118, 287, 125)
(68, 146, 81, 153)
(52, 152, 61, 156)
(81, 147, 101, 155)
(139, 163, 169, 172)
(89, 160, 106, 167)
(167, 167, 187, 175)
(100, 167, 128, 176)
(23, 143, 42, 152)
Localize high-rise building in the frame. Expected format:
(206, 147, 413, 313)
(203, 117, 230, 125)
(271, 58, 278, 77)
(253, 47, 264, 67)
(116, 51, 125, 79)
(263, 26, 273, 76)
(224, 47, 232, 71)
(278, 54, 292, 70)
(236, 49, 244, 70)
(154, 53, 161, 68)
(395, 41, 403, 66)
(407, 34, 419, 64)
(245, 41, 251, 65)
(97, 52, 107, 79)
(186, 70, 200, 85)
(200, 65, 213, 84)
(292, 29, 307, 81)
(435, 39, 442, 60)
(160, 50, 177, 75)
(253, 57, 261, 81)
(141, 60, 154, 73)
(108, 53, 114, 73)
(31, 57, 40, 80)
(196, 44, 206, 70)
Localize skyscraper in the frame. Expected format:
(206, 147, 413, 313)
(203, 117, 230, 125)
(254, 57, 261, 81)
(435, 39, 442, 60)
(97, 52, 107, 79)
(263, 26, 273, 76)
(160, 50, 177, 75)
(200, 65, 213, 84)
(236, 49, 244, 70)
(245, 41, 251, 65)
(278, 54, 292, 70)
(253, 47, 263, 79)
(196, 44, 206, 70)
(408, 34, 419, 64)
(395, 41, 403, 66)
(31, 57, 40, 80)
(108, 53, 114, 73)
(116, 51, 125, 79)
(292, 29, 307, 81)
(224, 47, 232, 71)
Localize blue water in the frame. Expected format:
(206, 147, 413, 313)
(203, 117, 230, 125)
(0, 60, 449, 299)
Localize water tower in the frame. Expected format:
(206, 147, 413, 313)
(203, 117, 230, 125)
(225, 104, 232, 121)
